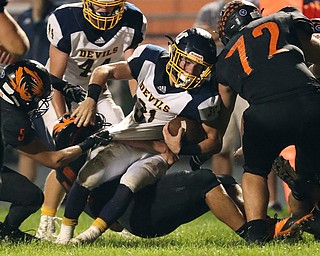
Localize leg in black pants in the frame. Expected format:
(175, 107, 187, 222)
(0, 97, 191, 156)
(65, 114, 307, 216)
(0, 166, 44, 229)
(125, 169, 220, 237)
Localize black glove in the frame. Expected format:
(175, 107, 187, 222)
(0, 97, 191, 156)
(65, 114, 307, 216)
(78, 129, 112, 153)
(51, 74, 87, 103)
(0, 0, 7, 12)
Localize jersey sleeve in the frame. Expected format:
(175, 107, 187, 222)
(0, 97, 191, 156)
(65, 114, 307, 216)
(123, 3, 147, 50)
(47, 12, 71, 54)
(128, 44, 165, 80)
(2, 106, 36, 148)
(282, 7, 314, 36)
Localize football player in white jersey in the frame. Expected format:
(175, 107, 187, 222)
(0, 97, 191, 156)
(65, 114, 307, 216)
(55, 28, 237, 244)
(37, 0, 147, 240)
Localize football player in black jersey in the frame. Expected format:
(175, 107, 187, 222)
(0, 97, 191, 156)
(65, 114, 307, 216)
(0, 59, 110, 242)
(0, 0, 32, 242)
(88, 169, 245, 239)
(216, 0, 320, 243)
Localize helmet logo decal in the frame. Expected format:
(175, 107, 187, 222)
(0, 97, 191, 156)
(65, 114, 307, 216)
(239, 9, 248, 16)
(53, 115, 76, 136)
(9, 67, 44, 102)
(0, 70, 5, 79)
(189, 51, 204, 62)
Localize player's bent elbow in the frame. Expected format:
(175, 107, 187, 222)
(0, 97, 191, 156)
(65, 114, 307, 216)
(44, 152, 70, 169)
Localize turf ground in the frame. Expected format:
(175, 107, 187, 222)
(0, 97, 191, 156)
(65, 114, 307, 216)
(0, 207, 319, 256)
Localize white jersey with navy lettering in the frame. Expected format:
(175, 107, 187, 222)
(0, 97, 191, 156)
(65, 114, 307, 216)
(108, 44, 220, 140)
(46, 2, 146, 89)
(43, 2, 146, 132)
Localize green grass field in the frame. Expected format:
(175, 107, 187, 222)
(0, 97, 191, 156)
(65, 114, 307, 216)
(0, 207, 319, 256)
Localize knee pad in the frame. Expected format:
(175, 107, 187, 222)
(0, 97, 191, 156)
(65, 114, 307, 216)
(23, 186, 44, 210)
(194, 169, 221, 191)
(216, 174, 237, 186)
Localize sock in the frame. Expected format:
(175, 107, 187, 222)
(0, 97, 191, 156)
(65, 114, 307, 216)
(64, 182, 90, 220)
(41, 206, 57, 217)
(92, 217, 108, 232)
(62, 217, 78, 227)
(98, 184, 133, 225)
(246, 219, 269, 244)
(235, 223, 249, 239)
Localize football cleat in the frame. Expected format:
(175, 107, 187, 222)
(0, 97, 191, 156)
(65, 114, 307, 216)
(273, 213, 313, 239)
(55, 223, 75, 244)
(35, 215, 59, 241)
(272, 156, 297, 188)
(116, 228, 135, 238)
(69, 226, 102, 245)
(303, 208, 320, 240)
(0, 222, 38, 243)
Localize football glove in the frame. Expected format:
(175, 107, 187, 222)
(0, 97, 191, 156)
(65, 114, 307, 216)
(78, 129, 112, 153)
(51, 74, 87, 103)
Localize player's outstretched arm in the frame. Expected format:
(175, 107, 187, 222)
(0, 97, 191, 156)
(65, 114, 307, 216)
(16, 130, 111, 169)
(72, 61, 133, 127)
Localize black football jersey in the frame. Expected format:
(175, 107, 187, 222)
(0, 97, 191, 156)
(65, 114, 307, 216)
(1, 100, 36, 148)
(216, 7, 319, 104)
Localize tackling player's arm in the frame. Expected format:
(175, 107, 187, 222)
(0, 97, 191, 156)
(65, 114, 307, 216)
(72, 61, 133, 127)
(16, 130, 110, 169)
(17, 138, 83, 169)
(119, 140, 178, 166)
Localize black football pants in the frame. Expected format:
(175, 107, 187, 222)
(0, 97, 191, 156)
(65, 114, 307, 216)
(0, 166, 44, 228)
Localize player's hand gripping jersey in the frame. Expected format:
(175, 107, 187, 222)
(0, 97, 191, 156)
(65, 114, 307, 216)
(216, 7, 319, 104)
(46, 2, 146, 89)
(108, 44, 221, 140)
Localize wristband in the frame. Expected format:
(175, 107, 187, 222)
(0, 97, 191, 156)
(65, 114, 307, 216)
(78, 137, 95, 153)
(179, 144, 201, 156)
(87, 83, 102, 102)
(50, 74, 67, 91)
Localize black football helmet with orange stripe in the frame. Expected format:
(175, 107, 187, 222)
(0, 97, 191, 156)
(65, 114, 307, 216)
(53, 113, 110, 191)
(0, 59, 53, 118)
(53, 113, 108, 150)
(218, 0, 261, 45)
